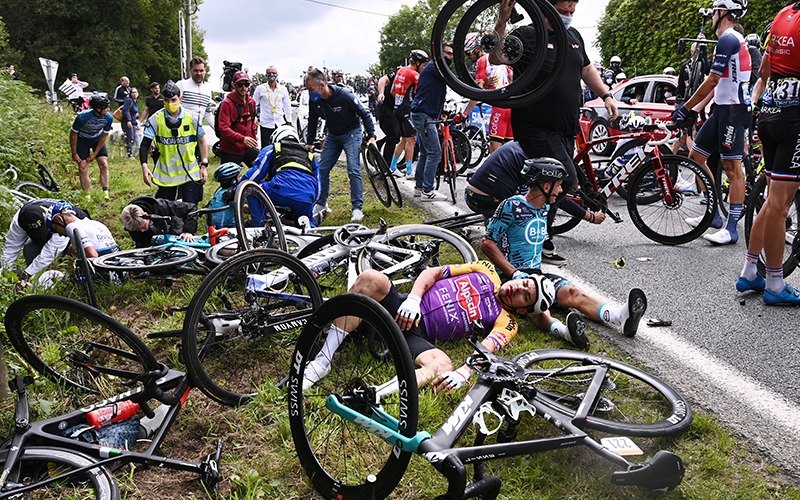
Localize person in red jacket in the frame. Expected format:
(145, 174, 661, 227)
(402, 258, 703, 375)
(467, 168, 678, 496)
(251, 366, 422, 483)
(217, 71, 259, 166)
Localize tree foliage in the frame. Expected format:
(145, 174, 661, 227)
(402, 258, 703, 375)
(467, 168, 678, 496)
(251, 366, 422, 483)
(378, 0, 448, 73)
(1, 0, 207, 95)
(597, 0, 777, 76)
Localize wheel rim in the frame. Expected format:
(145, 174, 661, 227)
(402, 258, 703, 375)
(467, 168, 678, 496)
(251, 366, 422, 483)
(590, 123, 609, 154)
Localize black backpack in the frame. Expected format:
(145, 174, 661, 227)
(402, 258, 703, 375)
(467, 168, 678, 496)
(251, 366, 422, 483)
(214, 98, 256, 137)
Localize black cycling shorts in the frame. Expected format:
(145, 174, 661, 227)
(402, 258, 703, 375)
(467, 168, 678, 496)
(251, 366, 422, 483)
(692, 104, 749, 161)
(394, 107, 416, 138)
(76, 137, 108, 160)
(378, 285, 434, 359)
(759, 108, 800, 182)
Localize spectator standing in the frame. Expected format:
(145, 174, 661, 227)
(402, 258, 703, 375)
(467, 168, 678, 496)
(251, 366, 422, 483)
(305, 68, 376, 222)
(177, 57, 215, 130)
(113, 76, 130, 107)
(122, 87, 141, 158)
(139, 80, 208, 204)
(61, 73, 89, 111)
(376, 66, 400, 166)
(69, 93, 113, 199)
(217, 71, 259, 167)
(140, 82, 164, 123)
(330, 68, 354, 92)
(252, 65, 292, 146)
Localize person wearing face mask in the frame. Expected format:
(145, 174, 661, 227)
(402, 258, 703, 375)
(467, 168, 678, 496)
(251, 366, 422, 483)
(69, 93, 113, 199)
(139, 80, 209, 204)
(217, 71, 259, 166)
(491, 0, 618, 266)
(410, 42, 477, 201)
(253, 65, 292, 146)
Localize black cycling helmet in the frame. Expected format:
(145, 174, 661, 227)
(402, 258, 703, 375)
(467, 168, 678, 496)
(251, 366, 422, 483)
(214, 162, 241, 184)
(409, 49, 429, 63)
(522, 157, 567, 200)
(162, 80, 181, 99)
(745, 33, 760, 48)
(89, 93, 110, 110)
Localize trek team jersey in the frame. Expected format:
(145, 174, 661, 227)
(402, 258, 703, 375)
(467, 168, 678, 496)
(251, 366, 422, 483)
(485, 195, 548, 272)
(392, 66, 420, 108)
(71, 109, 113, 140)
(475, 54, 512, 90)
(420, 261, 518, 349)
(709, 28, 752, 105)
(65, 219, 119, 255)
(761, 4, 800, 109)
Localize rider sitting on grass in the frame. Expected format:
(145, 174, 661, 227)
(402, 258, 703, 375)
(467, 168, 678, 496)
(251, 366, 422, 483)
(301, 261, 555, 394)
(481, 157, 648, 346)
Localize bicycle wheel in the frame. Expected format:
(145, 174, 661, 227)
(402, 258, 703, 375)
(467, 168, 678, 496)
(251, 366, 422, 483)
(0, 447, 118, 500)
(451, 128, 472, 171)
(13, 181, 51, 198)
(362, 143, 392, 207)
(461, 124, 488, 171)
(91, 246, 197, 273)
(743, 175, 800, 278)
(548, 164, 596, 236)
(204, 237, 240, 266)
(234, 180, 288, 253)
(627, 155, 716, 245)
(289, 294, 418, 499)
(514, 349, 691, 436)
(607, 138, 654, 201)
(4, 295, 161, 396)
(71, 229, 98, 308)
(182, 248, 323, 406)
(296, 234, 351, 296)
(443, 141, 458, 203)
(356, 225, 477, 293)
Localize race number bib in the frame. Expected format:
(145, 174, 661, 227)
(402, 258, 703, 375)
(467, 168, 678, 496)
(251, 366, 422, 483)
(763, 78, 800, 108)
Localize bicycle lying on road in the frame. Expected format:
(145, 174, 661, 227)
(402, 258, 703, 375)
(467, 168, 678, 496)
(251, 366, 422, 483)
(1, 295, 223, 499)
(288, 295, 692, 499)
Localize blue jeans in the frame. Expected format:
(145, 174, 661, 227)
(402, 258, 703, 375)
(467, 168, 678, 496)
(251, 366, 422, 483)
(317, 127, 363, 210)
(410, 112, 440, 192)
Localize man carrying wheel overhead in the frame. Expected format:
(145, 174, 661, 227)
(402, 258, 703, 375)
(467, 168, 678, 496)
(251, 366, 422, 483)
(737, 2, 800, 305)
(491, 0, 618, 265)
(301, 262, 556, 394)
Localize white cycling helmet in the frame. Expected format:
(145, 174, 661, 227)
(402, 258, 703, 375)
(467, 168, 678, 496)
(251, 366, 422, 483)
(615, 72, 627, 83)
(271, 124, 299, 144)
(464, 32, 481, 53)
(712, 0, 747, 19)
(663, 66, 677, 76)
(610, 55, 622, 64)
(620, 114, 648, 130)
(528, 274, 556, 314)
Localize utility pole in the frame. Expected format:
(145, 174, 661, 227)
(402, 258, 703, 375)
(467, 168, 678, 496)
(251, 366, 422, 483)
(179, 0, 193, 78)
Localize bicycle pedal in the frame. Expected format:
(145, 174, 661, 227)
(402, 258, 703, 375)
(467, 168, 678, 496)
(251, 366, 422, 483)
(610, 212, 623, 223)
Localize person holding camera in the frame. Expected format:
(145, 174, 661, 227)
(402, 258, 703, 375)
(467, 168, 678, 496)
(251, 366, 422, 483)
(217, 71, 259, 167)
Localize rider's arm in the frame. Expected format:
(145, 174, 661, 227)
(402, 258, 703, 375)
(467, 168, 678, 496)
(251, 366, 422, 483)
(683, 73, 720, 110)
(409, 266, 447, 299)
(26, 234, 70, 275)
(69, 130, 79, 161)
(2, 216, 28, 270)
(752, 54, 771, 105)
(282, 87, 292, 125)
(480, 237, 516, 277)
(377, 76, 388, 104)
(489, 0, 515, 65)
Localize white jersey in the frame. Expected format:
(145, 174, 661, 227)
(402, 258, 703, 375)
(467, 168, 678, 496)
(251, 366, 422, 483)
(66, 219, 118, 255)
(710, 28, 752, 105)
(176, 78, 215, 127)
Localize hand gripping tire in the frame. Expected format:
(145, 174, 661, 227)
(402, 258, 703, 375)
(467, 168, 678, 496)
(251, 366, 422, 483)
(289, 294, 419, 499)
(432, 0, 566, 108)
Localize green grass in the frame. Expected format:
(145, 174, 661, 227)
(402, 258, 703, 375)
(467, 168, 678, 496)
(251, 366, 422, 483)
(0, 140, 799, 498)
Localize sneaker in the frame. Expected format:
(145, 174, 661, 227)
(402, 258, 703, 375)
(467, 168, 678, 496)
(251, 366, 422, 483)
(541, 250, 568, 266)
(390, 168, 404, 178)
(313, 203, 331, 215)
(302, 358, 331, 391)
(419, 190, 447, 202)
(735, 275, 766, 293)
(414, 187, 423, 198)
(763, 283, 800, 306)
(703, 228, 738, 245)
(405, 169, 415, 180)
(566, 311, 590, 350)
(673, 178, 697, 194)
(103, 190, 110, 201)
(351, 208, 364, 222)
(622, 288, 647, 338)
(685, 213, 723, 229)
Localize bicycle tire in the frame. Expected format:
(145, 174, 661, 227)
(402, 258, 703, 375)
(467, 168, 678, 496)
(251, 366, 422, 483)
(514, 349, 692, 437)
(356, 225, 477, 293)
(0, 447, 119, 499)
(607, 137, 650, 201)
(5, 295, 161, 396)
(204, 238, 239, 266)
(69, 228, 98, 309)
(548, 165, 594, 236)
(182, 248, 323, 406)
(444, 141, 458, 203)
(362, 143, 392, 207)
(743, 175, 800, 278)
(461, 124, 488, 171)
(434, 0, 566, 108)
(627, 155, 716, 245)
(289, 294, 418, 499)
(91, 246, 197, 272)
(13, 181, 51, 198)
(451, 128, 472, 171)
(234, 180, 288, 253)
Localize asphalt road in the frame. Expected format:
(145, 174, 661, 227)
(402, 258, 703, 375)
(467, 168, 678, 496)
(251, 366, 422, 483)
(384, 155, 800, 481)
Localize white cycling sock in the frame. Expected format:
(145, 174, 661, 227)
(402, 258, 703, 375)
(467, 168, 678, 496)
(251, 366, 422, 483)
(766, 266, 784, 293)
(598, 304, 623, 328)
(314, 325, 348, 367)
(548, 319, 569, 342)
(740, 251, 759, 281)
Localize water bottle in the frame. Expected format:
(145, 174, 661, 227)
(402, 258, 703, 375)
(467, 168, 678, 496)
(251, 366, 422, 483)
(86, 400, 140, 429)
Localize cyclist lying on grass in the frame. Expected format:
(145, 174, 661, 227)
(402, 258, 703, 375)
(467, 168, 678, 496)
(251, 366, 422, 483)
(481, 157, 648, 345)
(302, 261, 555, 394)
(120, 196, 198, 248)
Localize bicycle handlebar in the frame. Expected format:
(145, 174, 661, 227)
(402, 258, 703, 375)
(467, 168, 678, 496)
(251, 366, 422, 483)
(645, 123, 678, 146)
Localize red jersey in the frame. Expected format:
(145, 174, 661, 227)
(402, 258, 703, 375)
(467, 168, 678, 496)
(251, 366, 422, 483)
(767, 4, 800, 77)
(475, 54, 512, 90)
(391, 65, 420, 107)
